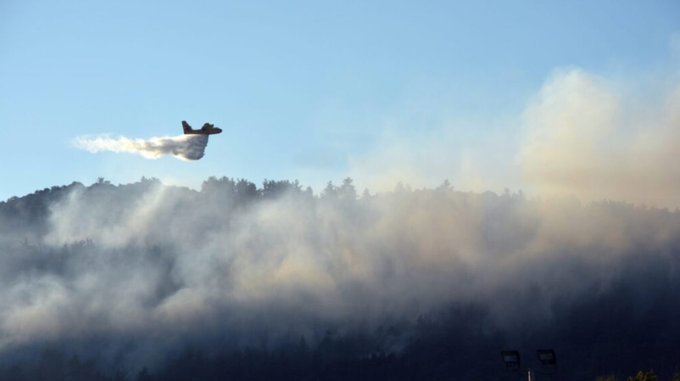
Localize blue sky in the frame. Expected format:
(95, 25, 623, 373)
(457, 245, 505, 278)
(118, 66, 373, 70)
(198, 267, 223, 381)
(1, 1, 679, 200)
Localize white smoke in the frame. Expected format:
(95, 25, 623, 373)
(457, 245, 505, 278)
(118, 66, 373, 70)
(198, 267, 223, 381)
(344, 65, 680, 208)
(519, 68, 680, 207)
(74, 134, 209, 160)
(5, 59, 680, 375)
(4, 181, 677, 339)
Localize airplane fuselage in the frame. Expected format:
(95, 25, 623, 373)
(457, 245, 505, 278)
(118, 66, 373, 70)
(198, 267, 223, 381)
(182, 121, 222, 135)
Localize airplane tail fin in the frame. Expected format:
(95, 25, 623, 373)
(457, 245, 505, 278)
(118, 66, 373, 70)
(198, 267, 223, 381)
(182, 120, 192, 134)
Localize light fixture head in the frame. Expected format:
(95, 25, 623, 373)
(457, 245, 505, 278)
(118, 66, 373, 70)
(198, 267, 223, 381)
(501, 350, 521, 369)
(536, 349, 557, 367)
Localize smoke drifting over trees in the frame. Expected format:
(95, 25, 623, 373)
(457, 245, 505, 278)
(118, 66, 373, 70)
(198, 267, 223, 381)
(0, 178, 679, 380)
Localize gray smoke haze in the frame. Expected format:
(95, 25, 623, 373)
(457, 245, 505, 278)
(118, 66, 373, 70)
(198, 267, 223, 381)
(519, 68, 680, 207)
(1, 178, 680, 373)
(347, 66, 680, 209)
(74, 134, 209, 160)
(4, 68, 680, 377)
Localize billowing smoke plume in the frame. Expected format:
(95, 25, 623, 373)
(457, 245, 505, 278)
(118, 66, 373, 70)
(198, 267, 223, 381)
(4, 68, 680, 379)
(519, 68, 680, 207)
(347, 66, 680, 209)
(1, 177, 680, 379)
(74, 134, 209, 160)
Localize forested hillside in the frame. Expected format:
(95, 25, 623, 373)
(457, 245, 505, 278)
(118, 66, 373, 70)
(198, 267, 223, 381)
(1, 177, 679, 380)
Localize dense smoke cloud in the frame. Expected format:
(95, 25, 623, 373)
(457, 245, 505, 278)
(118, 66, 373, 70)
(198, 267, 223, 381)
(519, 68, 680, 207)
(347, 67, 680, 209)
(74, 134, 209, 160)
(1, 178, 680, 378)
(4, 67, 680, 379)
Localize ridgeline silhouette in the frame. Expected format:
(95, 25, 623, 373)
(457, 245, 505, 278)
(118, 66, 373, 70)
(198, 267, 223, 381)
(1, 177, 680, 380)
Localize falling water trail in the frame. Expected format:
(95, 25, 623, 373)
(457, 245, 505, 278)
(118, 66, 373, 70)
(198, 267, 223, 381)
(74, 134, 209, 160)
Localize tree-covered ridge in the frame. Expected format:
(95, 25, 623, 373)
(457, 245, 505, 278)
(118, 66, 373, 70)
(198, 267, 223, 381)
(0, 177, 679, 380)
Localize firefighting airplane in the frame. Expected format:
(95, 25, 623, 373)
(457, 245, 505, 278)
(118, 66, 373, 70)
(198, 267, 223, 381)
(182, 121, 223, 135)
